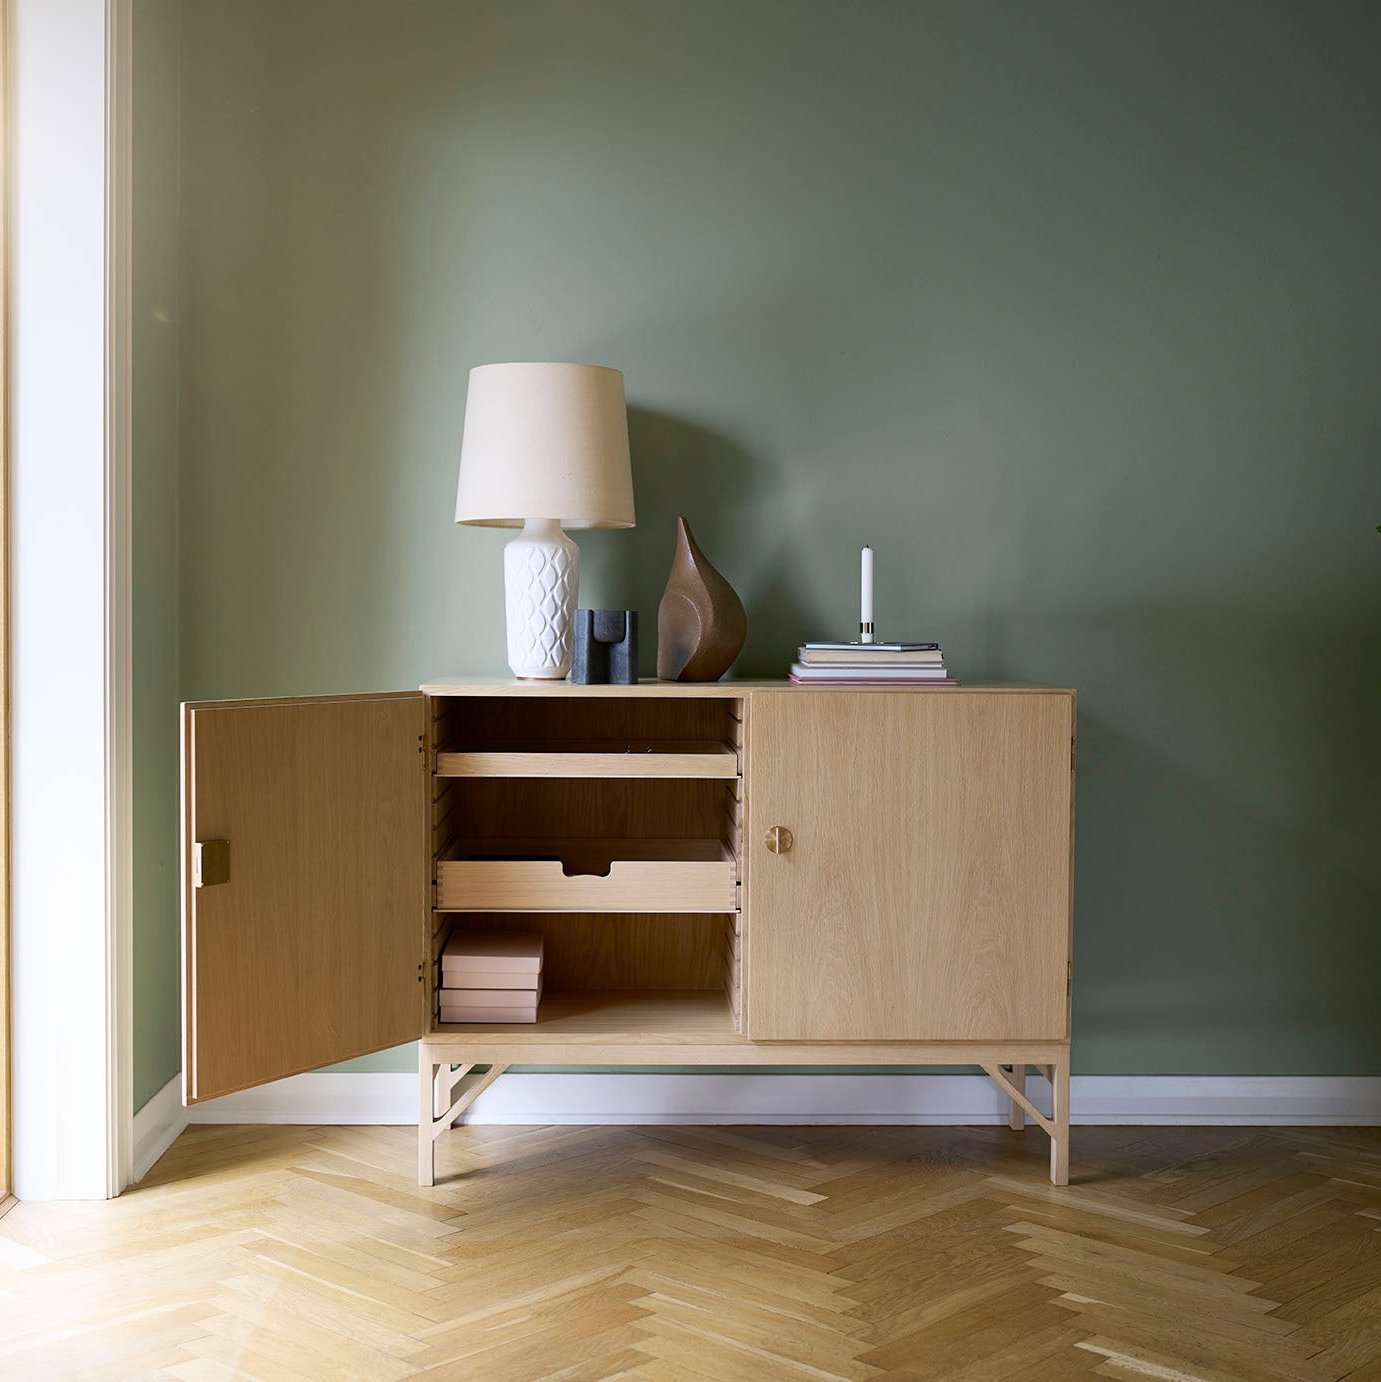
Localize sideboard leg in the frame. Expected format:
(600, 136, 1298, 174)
(1049, 1057, 1070, 1186)
(418, 1045, 436, 1188)
(418, 1059, 509, 1188)
(1007, 1063, 1027, 1130)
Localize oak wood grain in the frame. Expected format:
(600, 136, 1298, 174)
(183, 694, 428, 1101)
(434, 837, 737, 912)
(427, 991, 1068, 1065)
(434, 695, 741, 749)
(435, 740, 738, 779)
(745, 689, 1074, 1041)
(440, 777, 735, 852)
(420, 677, 1075, 696)
(434, 914, 727, 993)
(8, 1124, 1380, 1379)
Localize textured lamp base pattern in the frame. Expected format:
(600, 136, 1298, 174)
(504, 519, 579, 678)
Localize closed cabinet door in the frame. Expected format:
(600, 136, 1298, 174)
(746, 691, 1073, 1041)
(183, 692, 428, 1102)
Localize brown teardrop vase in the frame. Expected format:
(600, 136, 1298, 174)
(656, 516, 747, 681)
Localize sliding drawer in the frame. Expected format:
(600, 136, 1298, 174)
(436, 837, 739, 913)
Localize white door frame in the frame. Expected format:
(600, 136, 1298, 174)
(0, 0, 11, 1212)
(9, 0, 133, 1201)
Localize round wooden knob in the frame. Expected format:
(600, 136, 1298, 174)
(764, 826, 794, 855)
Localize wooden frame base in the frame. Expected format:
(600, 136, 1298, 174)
(418, 1038, 1072, 1188)
(983, 1061, 1070, 1184)
(417, 1055, 511, 1187)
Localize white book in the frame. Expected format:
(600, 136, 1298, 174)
(798, 649, 944, 666)
(802, 641, 939, 652)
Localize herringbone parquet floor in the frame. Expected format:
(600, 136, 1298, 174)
(1, 1123, 1380, 1379)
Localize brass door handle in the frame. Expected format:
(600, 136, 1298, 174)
(764, 826, 794, 855)
(194, 839, 230, 887)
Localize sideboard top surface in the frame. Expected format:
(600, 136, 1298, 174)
(419, 677, 1075, 698)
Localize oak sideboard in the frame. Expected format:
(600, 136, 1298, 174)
(181, 678, 1076, 1184)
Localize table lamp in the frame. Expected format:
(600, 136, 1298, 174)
(455, 362, 635, 679)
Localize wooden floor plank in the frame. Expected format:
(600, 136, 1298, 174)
(2, 1124, 1380, 1378)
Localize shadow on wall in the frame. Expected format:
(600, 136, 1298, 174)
(576, 407, 818, 678)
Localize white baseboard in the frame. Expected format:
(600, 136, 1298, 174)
(180, 1072, 1381, 1129)
(131, 1074, 188, 1183)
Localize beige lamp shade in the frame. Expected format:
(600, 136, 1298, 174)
(455, 362, 635, 529)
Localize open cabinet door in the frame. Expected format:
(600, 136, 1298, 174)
(183, 692, 428, 1103)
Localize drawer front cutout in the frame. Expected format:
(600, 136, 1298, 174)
(436, 838, 738, 913)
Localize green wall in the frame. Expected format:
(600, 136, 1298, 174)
(139, 0, 1381, 1102)
(133, 0, 183, 1110)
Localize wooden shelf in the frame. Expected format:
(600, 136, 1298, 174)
(432, 990, 738, 1042)
(422, 678, 755, 698)
(425, 990, 1071, 1069)
(435, 738, 738, 780)
(435, 837, 739, 913)
(421, 677, 1075, 697)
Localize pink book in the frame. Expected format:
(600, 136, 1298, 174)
(438, 1002, 539, 1024)
(440, 929, 543, 975)
(440, 969, 541, 992)
(441, 982, 544, 1009)
(788, 674, 960, 687)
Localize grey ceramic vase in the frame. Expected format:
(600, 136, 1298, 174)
(656, 516, 747, 681)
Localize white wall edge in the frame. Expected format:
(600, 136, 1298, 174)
(11, 0, 126, 1202)
(179, 1072, 1381, 1132)
(131, 1074, 186, 1184)
(105, 0, 136, 1199)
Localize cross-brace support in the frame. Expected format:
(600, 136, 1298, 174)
(418, 1045, 510, 1187)
(983, 1058, 1070, 1186)
(417, 1042, 1072, 1187)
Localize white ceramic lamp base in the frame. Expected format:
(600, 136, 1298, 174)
(503, 518, 578, 679)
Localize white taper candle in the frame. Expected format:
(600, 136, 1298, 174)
(860, 545, 874, 643)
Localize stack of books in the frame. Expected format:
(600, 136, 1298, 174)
(789, 641, 958, 685)
(438, 929, 544, 1023)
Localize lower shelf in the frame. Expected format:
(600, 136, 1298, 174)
(424, 992, 1072, 1067)
(432, 989, 735, 1043)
